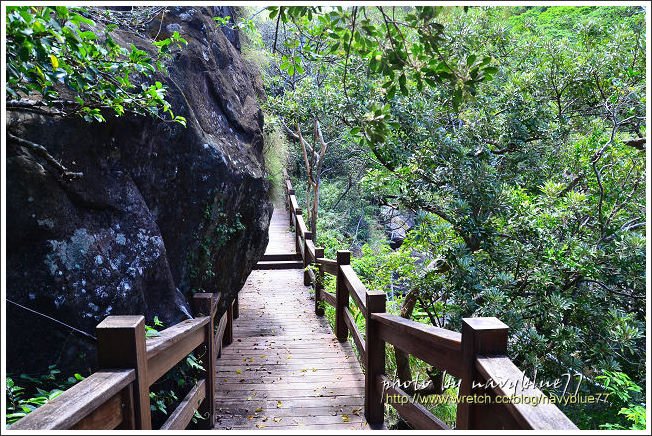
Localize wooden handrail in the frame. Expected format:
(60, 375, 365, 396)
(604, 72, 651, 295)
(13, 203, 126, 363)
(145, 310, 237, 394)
(475, 356, 578, 430)
(374, 314, 463, 378)
(160, 379, 206, 430)
(344, 307, 366, 359)
(316, 257, 337, 275)
(289, 195, 299, 214)
(11, 291, 234, 430)
(340, 264, 367, 316)
(286, 179, 295, 195)
(215, 311, 228, 355)
(296, 214, 309, 238)
(306, 238, 316, 261)
(284, 178, 576, 430)
(321, 290, 337, 307)
(378, 374, 449, 430)
(10, 370, 136, 430)
(372, 313, 461, 351)
(146, 317, 209, 386)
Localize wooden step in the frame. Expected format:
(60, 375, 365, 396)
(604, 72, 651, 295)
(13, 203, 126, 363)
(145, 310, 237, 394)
(262, 253, 301, 261)
(254, 260, 304, 270)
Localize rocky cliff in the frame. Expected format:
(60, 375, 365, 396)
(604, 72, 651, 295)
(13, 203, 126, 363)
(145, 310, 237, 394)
(5, 7, 272, 373)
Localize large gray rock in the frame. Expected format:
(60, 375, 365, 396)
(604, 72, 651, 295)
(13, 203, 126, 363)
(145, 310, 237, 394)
(5, 7, 272, 374)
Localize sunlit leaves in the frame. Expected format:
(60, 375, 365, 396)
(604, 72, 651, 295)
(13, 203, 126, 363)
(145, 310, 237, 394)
(266, 5, 501, 138)
(6, 6, 188, 125)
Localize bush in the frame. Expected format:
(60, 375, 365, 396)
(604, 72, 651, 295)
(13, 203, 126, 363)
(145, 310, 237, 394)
(263, 117, 289, 203)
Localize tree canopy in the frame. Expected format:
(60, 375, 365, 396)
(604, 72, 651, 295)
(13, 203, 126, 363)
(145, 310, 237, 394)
(236, 5, 647, 429)
(6, 6, 187, 125)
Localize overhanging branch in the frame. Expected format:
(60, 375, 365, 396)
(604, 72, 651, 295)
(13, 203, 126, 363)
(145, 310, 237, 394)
(8, 132, 83, 180)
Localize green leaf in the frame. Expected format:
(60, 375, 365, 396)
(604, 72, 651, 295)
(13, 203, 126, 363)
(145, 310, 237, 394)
(398, 73, 408, 95)
(70, 13, 94, 27)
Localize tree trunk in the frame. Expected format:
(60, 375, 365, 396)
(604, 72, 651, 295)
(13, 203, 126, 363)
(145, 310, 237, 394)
(311, 179, 320, 243)
(395, 288, 418, 383)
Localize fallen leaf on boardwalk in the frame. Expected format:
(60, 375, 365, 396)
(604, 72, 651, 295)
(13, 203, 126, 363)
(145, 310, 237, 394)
(312, 368, 318, 372)
(247, 415, 254, 420)
(352, 407, 362, 416)
(341, 414, 350, 423)
(246, 396, 253, 400)
(276, 400, 283, 408)
(262, 416, 268, 422)
(235, 369, 242, 374)
(255, 424, 266, 429)
(273, 417, 282, 423)
(255, 407, 263, 413)
(286, 354, 292, 359)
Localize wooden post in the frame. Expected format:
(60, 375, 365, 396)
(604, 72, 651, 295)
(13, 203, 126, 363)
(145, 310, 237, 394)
(96, 316, 151, 430)
(285, 179, 295, 215)
(314, 247, 325, 316)
(295, 208, 302, 251)
(287, 185, 295, 225)
(191, 293, 217, 429)
(224, 300, 234, 346)
(365, 291, 386, 428)
(456, 317, 509, 430)
(303, 231, 313, 286)
(233, 293, 239, 320)
(335, 250, 351, 342)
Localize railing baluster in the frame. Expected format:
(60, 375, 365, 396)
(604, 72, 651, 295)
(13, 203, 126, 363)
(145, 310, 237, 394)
(96, 316, 151, 430)
(335, 250, 351, 342)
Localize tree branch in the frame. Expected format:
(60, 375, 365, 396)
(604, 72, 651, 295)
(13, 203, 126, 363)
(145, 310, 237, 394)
(8, 132, 83, 180)
(623, 137, 645, 151)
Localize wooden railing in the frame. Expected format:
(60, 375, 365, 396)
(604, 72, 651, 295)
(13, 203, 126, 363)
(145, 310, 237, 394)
(285, 178, 578, 430)
(11, 293, 236, 430)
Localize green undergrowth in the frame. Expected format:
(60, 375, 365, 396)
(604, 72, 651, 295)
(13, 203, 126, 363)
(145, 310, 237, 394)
(6, 366, 87, 427)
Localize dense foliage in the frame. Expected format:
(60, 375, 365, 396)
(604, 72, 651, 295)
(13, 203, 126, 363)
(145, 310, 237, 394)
(6, 366, 86, 425)
(237, 5, 647, 429)
(3, 4, 646, 431)
(6, 6, 187, 125)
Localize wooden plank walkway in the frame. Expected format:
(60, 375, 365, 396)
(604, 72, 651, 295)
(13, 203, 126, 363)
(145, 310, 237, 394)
(213, 204, 370, 430)
(265, 202, 296, 254)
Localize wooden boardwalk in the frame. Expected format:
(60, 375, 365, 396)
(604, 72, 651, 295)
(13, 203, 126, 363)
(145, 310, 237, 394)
(213, 204, 369, 430)
(10, 182, 578, 431)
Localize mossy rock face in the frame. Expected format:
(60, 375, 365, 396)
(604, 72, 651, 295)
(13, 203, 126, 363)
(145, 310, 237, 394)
(6, 6, 272, 374)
